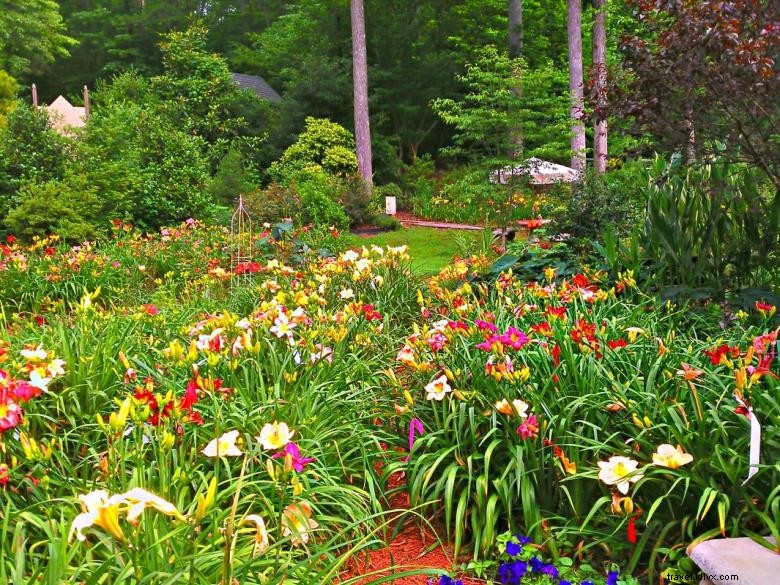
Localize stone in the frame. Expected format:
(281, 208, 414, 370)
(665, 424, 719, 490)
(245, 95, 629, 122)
(688, 537, 778, 585)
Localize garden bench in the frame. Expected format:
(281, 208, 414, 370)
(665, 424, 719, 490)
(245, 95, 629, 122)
(687, 537, 778, 585)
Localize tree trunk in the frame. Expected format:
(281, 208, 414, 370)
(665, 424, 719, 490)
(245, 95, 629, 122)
(508, 0, 523, 59)
(567, 0, 586, 174)
(592, 0, 608, 174)
(508, 0, 523, 158)
(351, 0, 373, 186)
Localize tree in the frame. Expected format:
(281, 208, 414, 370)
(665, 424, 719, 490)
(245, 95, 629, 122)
(0, 0, 76, 81)
(619, 0, 780, 192)
(592, 0, 608, 174)
(567, 0, 586, 174)
(508, 0, 523, 58)
(350, 0, 373, 186)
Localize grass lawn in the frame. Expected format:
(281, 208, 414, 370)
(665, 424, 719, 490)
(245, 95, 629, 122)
(349, 226, 489, 275)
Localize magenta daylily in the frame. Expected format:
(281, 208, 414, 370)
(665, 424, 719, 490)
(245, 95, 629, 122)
(272, 442, 315, 472)
(501, 327, 529, 350)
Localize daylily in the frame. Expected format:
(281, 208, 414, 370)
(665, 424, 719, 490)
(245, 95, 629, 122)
(425, 375, 452, 401)
(755, 301, 776, 318)
(625, 327, 644, 342)
(70, 488, 183, 542)
(257, 421, 294, 450)
(202, 430, 243, 457)
(269, 314, 296, 342)
(28, 369, 51, 391)
(0, 392, 22, 432)
(20, 346, 48, 362)
(652, 444, 693, 469)
(676, 363, 703, 381)
(281, 501, 319, 546)
(516, 414, 539, 440)
(272, 442, 315, 472)
(242, 514, 270, 557)
(598, 456, 643, 494)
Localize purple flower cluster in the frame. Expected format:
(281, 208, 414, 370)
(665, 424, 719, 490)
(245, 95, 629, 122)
(497, 535, 620, 585)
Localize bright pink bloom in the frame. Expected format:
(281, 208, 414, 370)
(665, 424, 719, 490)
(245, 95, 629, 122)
(0, 391, 22, 432)
(501, 327, 529, 350)
(516, 414, 539, 440)
(272, 442, 315, 472)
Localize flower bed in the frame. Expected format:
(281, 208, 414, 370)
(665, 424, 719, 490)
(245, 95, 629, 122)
(0, 225, 776, 583)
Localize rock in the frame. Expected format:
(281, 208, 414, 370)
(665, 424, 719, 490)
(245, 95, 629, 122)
(688, 537, 778, 585)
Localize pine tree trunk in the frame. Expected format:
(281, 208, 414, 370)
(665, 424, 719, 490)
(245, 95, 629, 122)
(592, 0, 608, 174)
(351, 0, 373, 186)
(508, 0, 523, 59)
(567, 0, 586, 175)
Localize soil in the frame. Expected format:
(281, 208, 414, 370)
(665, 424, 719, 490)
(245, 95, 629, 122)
(339, 471, 487, 585)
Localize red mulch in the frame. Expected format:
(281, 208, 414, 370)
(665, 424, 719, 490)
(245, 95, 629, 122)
(339, 471, 486, 585)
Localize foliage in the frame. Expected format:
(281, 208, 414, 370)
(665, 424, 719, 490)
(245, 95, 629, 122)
(295, 173, 350, 229)
(243, 184, 299, 226)
(152, 23, 250, 151)
(4, 178, 101, 241)
(0, 0, 76, 79)
(339, 175, 373, 226)
(642, 154, 779, 294)
(269, 117, 358, 183)
(207, 146, 257, 207)
(619, 0, 780, 191)
(432, 46, 524, 164)
(0, 104, 68, 225)
(0, 70, 17, 126)
(552, 164, 646, 250)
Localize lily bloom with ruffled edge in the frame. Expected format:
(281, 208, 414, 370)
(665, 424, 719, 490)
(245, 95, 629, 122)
(425, 375, 452, 401)
(652, 444, 693, 469)
(202, 430, 243, 458)
(281, 501, 319, 546)
(598, 456, 644, 494)
(257, 421, 295, 450)
(70, 488, 184, 542)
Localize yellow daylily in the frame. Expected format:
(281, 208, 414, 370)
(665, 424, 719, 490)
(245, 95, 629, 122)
(70, 488, 183, 542)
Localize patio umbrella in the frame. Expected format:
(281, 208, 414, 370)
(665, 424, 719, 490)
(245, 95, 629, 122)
(490, 157, 579, 185)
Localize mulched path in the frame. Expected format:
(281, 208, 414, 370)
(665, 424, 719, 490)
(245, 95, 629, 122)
(339, 471, 487, 585)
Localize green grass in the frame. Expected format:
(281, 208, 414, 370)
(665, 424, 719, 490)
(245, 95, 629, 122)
(349, 227, 488, 275)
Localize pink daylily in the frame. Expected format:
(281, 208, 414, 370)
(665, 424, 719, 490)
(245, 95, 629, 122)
(272, 442, 315, 472)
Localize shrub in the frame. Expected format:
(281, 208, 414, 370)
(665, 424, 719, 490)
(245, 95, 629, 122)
(296, 175, 349, 228)
(207, 146, 256, 207)
(269, 117, 357, 183)
(243, 184, 299, 225)
(371, 214, 402, 231)
(339, 174, 372, 226)
(551, 164, 645, 250)
(5, 178, 102, 241)
(0, 104, 68, 223)
(642, 154, 779, 294)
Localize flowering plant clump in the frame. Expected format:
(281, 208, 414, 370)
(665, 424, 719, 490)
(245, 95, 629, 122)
(384, 257, 778, 571)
